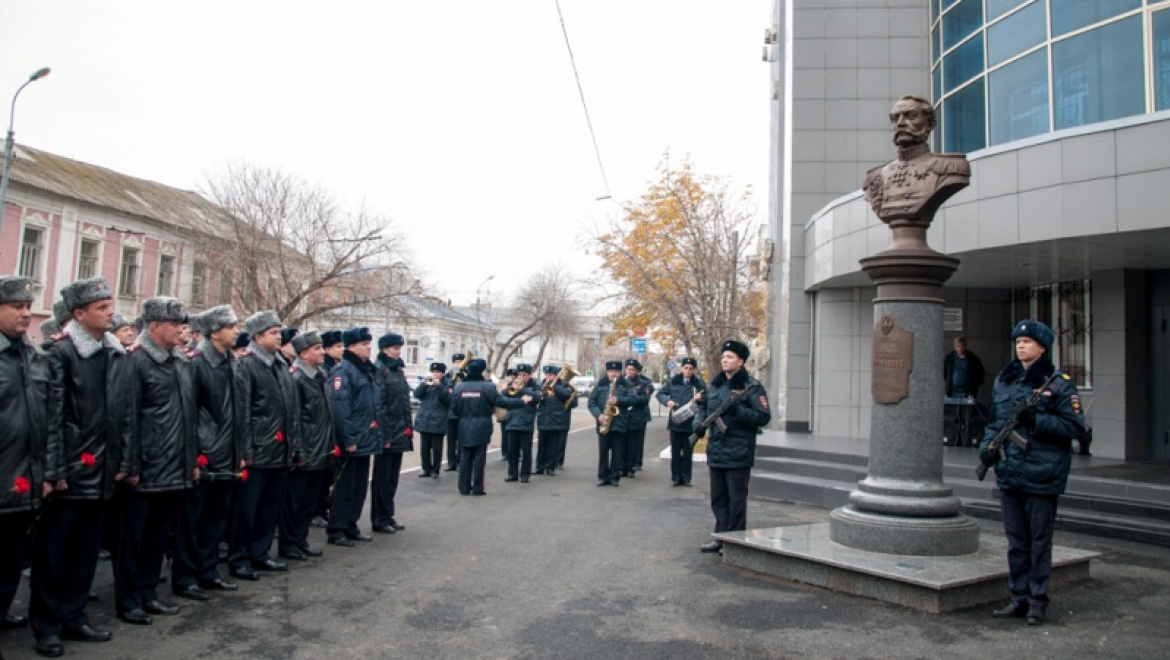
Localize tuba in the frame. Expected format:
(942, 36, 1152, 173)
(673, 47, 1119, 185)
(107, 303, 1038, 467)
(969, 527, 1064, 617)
(598, 374, 620, 434)
(558, 364, 579, 411)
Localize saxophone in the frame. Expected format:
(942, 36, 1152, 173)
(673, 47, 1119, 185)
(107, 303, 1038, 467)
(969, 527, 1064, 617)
(598, 375, 620, 434)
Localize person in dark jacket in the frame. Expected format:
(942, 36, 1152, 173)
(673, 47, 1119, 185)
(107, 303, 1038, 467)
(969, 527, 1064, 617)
(311, 330, 345, 529)
(171, 305, 242, 601)
(278, 332, 335, 561)
(327, 327, 381, 546)
(587, 361, 635, 487)
(0, 277, 50, 657)
(413, 362, 450, 478)
(111, 313, 135, 348)
(32, 277, 127, 651)
(497, 364, 542, 483)
(444, 352, 467, 471)
(697, 340, 771, 554)
(622, 359, 654, 477)
(451, 359, 498, 496)
(229, 310, 298, 580)
(944, 337, 986, 446)
(534, 365, 576, 476)
(656, 357, 706, 487)
(372, 333, 413, 533)
(981, 320, 1083, 626)
(321, 330, 343, 373)
(496, 367, 518, 461)
(116, 297, 198, 625)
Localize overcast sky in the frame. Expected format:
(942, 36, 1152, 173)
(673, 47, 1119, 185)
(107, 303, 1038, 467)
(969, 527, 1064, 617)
(1, 0, 772, 307)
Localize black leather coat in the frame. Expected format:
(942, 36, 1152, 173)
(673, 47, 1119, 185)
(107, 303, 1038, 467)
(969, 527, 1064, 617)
(292, 359, 336, 471)
(413, 377, 451, 435)
(189, 340, 244, 475)
(0, 334, 50, 514)
(124, 335, 198, 492)
(376, 354, 413, 453)
(536, 379, 577, 431)
(697, 368, 771, 470)
(235, 343, 298, 469)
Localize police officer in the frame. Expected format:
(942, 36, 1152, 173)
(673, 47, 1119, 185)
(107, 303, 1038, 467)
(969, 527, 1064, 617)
(321, 330, 344, 372)
(444, 353, 467, 471)
(588, 361, 634, 486)
(534, 365, 576, 476)
(327, 327, 380, 546)
(413, 362, 450, 478)
(372, 333, 412, 533)
(111, 313, 136, 348)
(313, 330, 344, 527)
(497, 364, 542, 483)
(117, 297, 198, 624)
(697, 340, 771, 554)
(279, 332, 334, 561)
(982, 320, 1084, 626)
(32, 278, 126, 651)
(496, 367, 518, 460)
(0, 277, 50, 656)
(171, 306, 242, 600)
(451, 359, 498, 496)
(656, 357, 705, 487)
(230, 311, 298, 580)
(622, 359, 654, 477)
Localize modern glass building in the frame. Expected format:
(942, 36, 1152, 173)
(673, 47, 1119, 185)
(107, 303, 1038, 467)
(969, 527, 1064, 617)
(765, 0, 1170, 461)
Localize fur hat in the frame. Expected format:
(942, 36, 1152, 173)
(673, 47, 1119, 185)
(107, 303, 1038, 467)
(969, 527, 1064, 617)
(60, 277, 113, 312)
(466, 358, 487, 376)
(1011, 319, 1054, 352)
(624, 358, 642, 371)
(199, 305, 238, 335)
(291, 330, 322, 354)
(542, 365, 561, 375)
(244, 310, 282, 336)
(378, 332, 404, 349)
(39, 318, 61, 338)
(0, 276, 35, 305)
(111, 313, 132, 331)
(515, 363, 533, 374)
(321, 330, 343, 348)
(721, 340, 750, 360)
(53, 300, 72, 325)
(505, 368, 517, 377)
(680, 357, 697, 368)
(234, 331, 251, 350)
(140, 297, 187, 324)
(451, 353, 466, 362)
(605, 360, 623, 371)
(133, 316, 145, 333)
(343, 327, 373, 346)
(430, 362, 447, 373)
(280, 327, 299, 346)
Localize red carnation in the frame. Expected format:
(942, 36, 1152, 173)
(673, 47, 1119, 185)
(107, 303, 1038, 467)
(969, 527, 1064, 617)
(405, 427, 413, 439)
(80, 453, 96, 467)
(332, 446, 341, 457)
(240, 469, 249, 482)
(197, 454, 209, 468)
(12, 476, 31, 495)
(370, 421, 379, 430)
(275, 430, 285, 443)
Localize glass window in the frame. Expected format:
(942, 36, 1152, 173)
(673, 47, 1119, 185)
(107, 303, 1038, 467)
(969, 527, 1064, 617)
(988, 1, 1046, 67)
(1053, 16, 1144, 130)
(990, 49, 1049, 145)
(943, 78, 986, 153)
(19, 226, 44, 282)
(119, 247, 140, 297)
(933, 24, 942, 63)
(156, 255, 175, 296)
(217, 271, 233, 305)
(1051, 0, 1141, 39)
(1011, 281, 1092, 388)
(944, 33, 984, 92)
(1154, 9, 1170, 111)
(77, 238, 100, 280)
(191, 261, 208, 306)
(943, 0, 983, 51)
(934, 64, 943, 102)
(987, 0, 1024, 22)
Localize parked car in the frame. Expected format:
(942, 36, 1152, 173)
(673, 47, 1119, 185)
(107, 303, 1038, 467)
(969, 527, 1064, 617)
(571, 376, 596, 398)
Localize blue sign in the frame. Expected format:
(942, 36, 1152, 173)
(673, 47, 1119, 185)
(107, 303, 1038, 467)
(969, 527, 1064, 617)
(667, 360, 676, 370)
(631, 338, 647, 354)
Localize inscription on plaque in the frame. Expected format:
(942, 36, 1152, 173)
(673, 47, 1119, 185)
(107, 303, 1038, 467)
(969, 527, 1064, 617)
(872, 313, 913, 404)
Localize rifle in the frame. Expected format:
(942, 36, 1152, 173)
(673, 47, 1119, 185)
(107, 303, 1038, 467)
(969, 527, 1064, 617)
(975, 371, 1060, 481)
(687, 381, 758, 449)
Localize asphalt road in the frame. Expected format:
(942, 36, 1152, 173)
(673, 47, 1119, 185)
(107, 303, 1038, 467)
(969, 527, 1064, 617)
(4, 418, 1169, 659)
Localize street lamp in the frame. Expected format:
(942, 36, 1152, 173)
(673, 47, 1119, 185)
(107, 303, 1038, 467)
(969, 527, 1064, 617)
(0, 67, 51, 252)
(474, 274, 494, 355)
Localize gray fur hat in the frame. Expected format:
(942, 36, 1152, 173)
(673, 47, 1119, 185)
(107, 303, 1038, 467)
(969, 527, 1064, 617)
(39, 318, 61, 338)
(198, 305, 238, 335)
(60, 277, 113, 312)
(244, 310, 282, 336)
(53, 300, 72, 325)
(111, 313, 131, 331)
(291, 331, 322, 355)
(140, 296, 188, 324)
(0, 276, 35, 305)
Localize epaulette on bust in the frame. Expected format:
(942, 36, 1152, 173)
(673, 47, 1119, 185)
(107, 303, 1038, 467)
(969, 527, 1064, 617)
(925, 153, 971, 177)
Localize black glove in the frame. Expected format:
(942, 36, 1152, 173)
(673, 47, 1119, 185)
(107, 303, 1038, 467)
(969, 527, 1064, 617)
(1017, 406, 1037, 430)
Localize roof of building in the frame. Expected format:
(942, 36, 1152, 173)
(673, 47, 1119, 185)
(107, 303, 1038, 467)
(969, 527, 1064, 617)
(404, 296, 490, 328)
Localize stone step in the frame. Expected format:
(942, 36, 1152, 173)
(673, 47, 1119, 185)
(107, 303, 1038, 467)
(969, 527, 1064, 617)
(752, 470, 854, 509)
(962, 499, 1170, 547)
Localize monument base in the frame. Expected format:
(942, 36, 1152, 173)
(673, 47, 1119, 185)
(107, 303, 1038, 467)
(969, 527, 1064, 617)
(829, 504, 980, 555)
(715, 523, 1098, 613)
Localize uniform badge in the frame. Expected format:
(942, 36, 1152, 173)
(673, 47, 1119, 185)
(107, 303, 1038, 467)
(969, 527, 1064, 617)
(333, 377, 342, 391)
(758, 395, 769, 410)
(1071, 394, 1082, 414)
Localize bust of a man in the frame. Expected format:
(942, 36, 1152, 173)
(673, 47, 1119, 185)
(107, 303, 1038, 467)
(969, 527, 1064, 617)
(863, 95, 970, 223)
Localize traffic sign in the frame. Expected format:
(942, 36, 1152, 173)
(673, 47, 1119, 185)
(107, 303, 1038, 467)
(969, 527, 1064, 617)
(631, 338, 647, 354)
(667, 360, 676, 370)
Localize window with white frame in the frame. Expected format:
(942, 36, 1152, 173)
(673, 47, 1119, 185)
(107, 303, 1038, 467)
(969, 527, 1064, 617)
(191, 260, 208, 307)
(156, 255, 176, 296)
(77, 238, 100, 280)
(119, 247, 140, 297)
(1011, 279, 1092, 388)
(217, 271, 234, 305)
(406, 340, 420, 365)
(18, 226, 45, 282)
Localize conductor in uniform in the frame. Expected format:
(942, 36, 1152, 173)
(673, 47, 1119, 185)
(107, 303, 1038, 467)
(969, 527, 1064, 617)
(451, 358, 498, 496)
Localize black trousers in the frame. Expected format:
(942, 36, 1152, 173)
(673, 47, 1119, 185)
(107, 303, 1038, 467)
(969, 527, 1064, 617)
(669, 430, 694, 485)
(315, 461, 335, 520)
(172, 480, 234, 590)
(0, 511, 33, 619)
(371, 452, 403, 529)
(498, 420, 511, 460)
(505, 430, 533, 479)
(708, 466, 751, 534)
(597, 431, 626, 483)
(446, 419, 460, 469)
(1001, 489, 1060, 607)
(419, 432, 444, 475)
(536, 429, 567, 472)
(114, 489, 181, 614)
(229, 467, 286, 569)
(555, 427, 568, 468)
(458, 444, 487, 495)
(625, 424, 647, 470)
(327, 455, 370, 539)
(279, 468, 328, 554)
(30, 498, 105, 638)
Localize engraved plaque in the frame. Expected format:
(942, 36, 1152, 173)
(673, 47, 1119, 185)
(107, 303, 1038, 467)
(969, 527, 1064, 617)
(872, 313, 913, 404)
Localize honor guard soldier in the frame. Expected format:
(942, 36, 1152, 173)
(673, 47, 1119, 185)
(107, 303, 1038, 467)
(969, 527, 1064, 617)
(230, 311, 298, 580)
(278, 332, 334, 561)
(497, 364, 542, 483)
(534, 365, 576, 476)
(372, 333, 413, 534)
(982, 321, 1084, 626)
(32, 278, 127, 653)
(622, 359, 654, 477)
(171, 306, 242, 601)
(588, 361, 634, 486)
(0, 277, 50, 657)
(444, 353, 467, 471)
(116, 297, 199, 624)
(413, 362, 451, 478)
(327, 327, 381, 546)
(656, 357, 705, 487)
(451, 359, 498, 496)
(697, 340, 771, 554)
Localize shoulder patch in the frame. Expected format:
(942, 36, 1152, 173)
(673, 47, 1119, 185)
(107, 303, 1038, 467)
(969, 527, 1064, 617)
(1070, 394, 1082, 414)
(333, 376, 343, 391)
(758, 395, 769, 410)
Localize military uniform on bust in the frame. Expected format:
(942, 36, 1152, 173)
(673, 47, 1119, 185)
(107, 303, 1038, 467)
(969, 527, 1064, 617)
(413, 362, 451, 478)
(327, 327, 381, 546)
(534, 365, 576, 476)
(622, 359, 653, 477)
(656, 357, 705, 487)
(451, 359, 498, 496)
(587, 361, 635, 486)
(372, 333, 413, 533)
(496, 364, 543, 483)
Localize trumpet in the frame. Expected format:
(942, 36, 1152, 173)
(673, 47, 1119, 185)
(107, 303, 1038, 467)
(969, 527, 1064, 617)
(598, 374, 620, 434)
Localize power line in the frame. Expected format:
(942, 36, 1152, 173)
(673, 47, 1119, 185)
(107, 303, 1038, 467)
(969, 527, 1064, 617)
(555, 0, 612, 199)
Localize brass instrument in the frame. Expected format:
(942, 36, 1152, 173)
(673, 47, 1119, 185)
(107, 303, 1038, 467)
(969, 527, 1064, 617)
(450, 351, 473, 384)
(559, 364, 579, 411)
(598, 374, 620, 434)
(495, 377, 511, 421)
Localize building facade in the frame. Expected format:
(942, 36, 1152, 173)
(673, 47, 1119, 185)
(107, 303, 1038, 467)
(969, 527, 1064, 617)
(766, 1, 1170, 460)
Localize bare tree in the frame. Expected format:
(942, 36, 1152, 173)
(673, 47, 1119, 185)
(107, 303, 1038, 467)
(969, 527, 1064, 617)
(483, 264, 580, 375)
